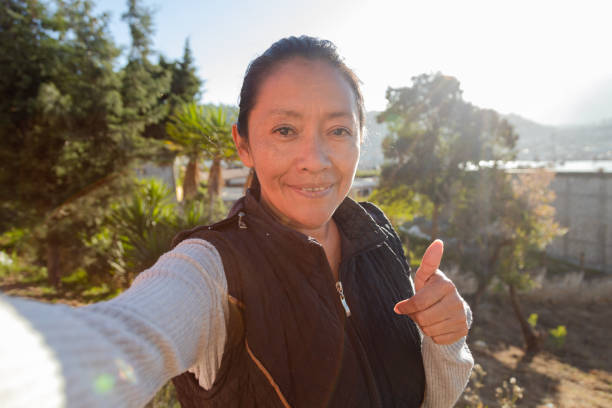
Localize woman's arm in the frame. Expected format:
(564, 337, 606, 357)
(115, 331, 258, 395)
(0, 239, 228, 408)
(420, 302, 474, 408)
(394, 240, 474, 407)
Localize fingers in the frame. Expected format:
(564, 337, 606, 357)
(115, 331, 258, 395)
(420, 319, 468, 339)
(394, 272, 453, 315)
(430, 331, 469, 345)
(414, 239, 444, 292)
(394, 268, 469, 345)
(406, 289, 462, 327)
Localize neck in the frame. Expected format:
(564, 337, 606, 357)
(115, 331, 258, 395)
(258, 195, 332, 242)
(258, 196, 342, 280)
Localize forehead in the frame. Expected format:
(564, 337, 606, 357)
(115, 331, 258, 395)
(250, 58, 359, 122)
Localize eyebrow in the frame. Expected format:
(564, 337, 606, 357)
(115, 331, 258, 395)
(267, 109, 355, 120)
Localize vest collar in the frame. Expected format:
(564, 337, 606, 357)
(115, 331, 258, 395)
(229, 187, 387, 259)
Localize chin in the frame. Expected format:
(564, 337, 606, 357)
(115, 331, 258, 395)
(287, 205, 337, 231)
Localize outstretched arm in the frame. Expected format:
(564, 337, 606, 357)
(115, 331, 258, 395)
(0, 239, 228, 408)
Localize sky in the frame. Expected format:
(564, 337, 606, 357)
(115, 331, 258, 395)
(97, 0, 612, 126)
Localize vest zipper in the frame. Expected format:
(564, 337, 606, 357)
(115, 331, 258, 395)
(335, 281, 351, 317)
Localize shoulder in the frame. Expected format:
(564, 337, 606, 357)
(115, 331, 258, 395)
(171, 214, 241, 249)
(358, 200, 410, 265)
(358, 201, 393, 229)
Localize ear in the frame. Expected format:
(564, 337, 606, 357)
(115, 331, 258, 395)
(232, 123, 254, 168)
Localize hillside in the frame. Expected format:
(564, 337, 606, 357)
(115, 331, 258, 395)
(505, 114, 612, 161)
(359, 111, 612, 169)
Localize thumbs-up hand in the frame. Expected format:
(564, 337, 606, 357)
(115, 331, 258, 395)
(394, 240, 469, 345)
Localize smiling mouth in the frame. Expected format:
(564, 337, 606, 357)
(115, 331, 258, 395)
(301, 186, 329, 192)
(290, 184, 334, 197)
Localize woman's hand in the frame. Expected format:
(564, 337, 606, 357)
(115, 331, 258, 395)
(394, 240, 469, 345)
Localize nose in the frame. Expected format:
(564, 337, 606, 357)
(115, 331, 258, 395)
(298, 130, 331, 173)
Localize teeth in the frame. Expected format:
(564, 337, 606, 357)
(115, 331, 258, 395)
(301, 186, 328, 192)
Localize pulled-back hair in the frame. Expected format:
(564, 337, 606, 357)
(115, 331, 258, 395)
(236, 35, 365, 140)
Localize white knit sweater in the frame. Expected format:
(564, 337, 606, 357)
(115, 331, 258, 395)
(0, 238, 473, 408)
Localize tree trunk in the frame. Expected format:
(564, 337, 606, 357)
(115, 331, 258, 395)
(183, 156, 199, 201)
(471, 277, 489, 310)
(208, 157, 223, 199)
(508, 283, 541, 353)
(46, 235, 61, 289)
(431, 202, 440, 239)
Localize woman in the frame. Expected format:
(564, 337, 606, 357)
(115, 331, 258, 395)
(0, 36, 472, 407)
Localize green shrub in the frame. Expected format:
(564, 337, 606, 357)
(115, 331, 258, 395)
(548, 325, 567, 348)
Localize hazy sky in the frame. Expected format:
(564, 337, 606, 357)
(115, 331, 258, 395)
(98, 0, 612, 126)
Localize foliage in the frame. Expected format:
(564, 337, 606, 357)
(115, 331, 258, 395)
(0, 0, 127, 230)
(0, 250, 46, 282)
(377, 73, 517, 238)
(527, 313, 538, 329)
(145, 382, 180, 408)
(0, 0, 206, 287)
(355, 168, 380, 178)
(461, 363, 525, 408)
(143, 38, 203, 159)
(548, 325, 567, 348)
(449, 169, 565, 301)
(165, 39, 203, 112)
(461, 363, 487, 408)
(368, 185, 425, 227)
(494, 377, 524, 408)
(102, 178, 226, 285)
(166, 103, 237, 200)
(120, 0, 171, 153)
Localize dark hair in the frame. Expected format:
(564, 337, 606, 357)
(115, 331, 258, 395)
(236, 35, 366, 140)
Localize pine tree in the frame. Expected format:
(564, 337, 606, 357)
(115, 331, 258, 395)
(120, 0, 171, 141)
(0, 0, 136, 287)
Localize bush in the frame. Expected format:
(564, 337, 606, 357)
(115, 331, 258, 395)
(101, 178, 226, 286)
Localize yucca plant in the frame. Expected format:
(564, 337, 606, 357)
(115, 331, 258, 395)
(107, 179, 177, 282)
(105, 178, 227, 285)
(165, 103, 237, 201)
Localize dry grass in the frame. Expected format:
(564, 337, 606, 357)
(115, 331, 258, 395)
(525, 271, 612, 304)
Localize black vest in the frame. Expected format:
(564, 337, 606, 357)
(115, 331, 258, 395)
(171, 190, 425, 407)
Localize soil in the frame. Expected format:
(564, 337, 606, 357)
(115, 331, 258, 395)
(465, 295, 612, 407)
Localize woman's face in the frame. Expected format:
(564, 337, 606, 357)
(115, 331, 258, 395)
(234, 57, 361, 232)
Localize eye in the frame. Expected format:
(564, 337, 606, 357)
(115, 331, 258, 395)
(331, 127, 352, 137)
(273, 126, 295, 137)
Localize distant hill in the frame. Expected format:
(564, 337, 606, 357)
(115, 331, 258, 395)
(359, 111, 612, 169)
(505, 114, 612, 160)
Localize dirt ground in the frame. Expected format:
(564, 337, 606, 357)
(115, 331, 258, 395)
(465, 295, 612, 407)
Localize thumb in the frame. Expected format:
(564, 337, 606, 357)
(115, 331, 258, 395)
(414, 239, 444, 292)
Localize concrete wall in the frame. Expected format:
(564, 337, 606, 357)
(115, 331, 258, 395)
(548, 172, 611, 273)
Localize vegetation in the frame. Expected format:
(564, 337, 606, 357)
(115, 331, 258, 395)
(1, 0, 609, 406)
(377, 73, 517, 238)
(166, 103, 236, 201)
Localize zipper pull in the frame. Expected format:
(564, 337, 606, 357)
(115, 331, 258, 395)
(335, 281, 351, 317)
(238, 211, 247, 229)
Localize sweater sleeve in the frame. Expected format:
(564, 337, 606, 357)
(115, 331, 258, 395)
(420, 301, 474, 408)
(0, 238, 229, 408)
(1, 237, 473, 408)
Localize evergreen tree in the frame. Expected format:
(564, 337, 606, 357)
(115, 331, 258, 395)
(146, 38, 203, 143)
(0, 0, 134, 286)
(120, 0, 171, 142)
(169, 38, 202, 109)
